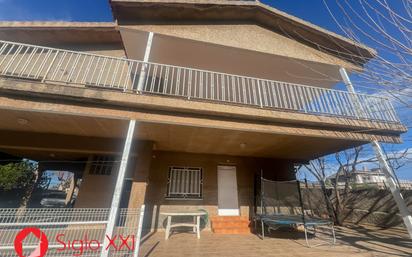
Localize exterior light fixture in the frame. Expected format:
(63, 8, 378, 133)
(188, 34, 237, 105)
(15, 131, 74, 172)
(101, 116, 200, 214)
(17, 118, 29, 125)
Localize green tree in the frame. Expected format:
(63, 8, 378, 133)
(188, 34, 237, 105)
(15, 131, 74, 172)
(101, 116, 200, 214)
(0, 160, 38, 208)
(0, 161, 37, 190)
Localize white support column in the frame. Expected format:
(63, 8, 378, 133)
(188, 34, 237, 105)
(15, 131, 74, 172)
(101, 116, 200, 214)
(372, 141, 412, 238)
(101, 120, 136, 257)
(137, 32, 154, 92)
(339, 67, 363, 118)
(339, 67, 412, 238)
(339, 67, 356, 94)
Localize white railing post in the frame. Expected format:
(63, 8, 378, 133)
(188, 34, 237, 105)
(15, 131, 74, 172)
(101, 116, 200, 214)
(340, 67, 412, 238)
(41, 50, 59, 83)
(133, 205, 145, 257)
(388, 100, 400, 123)
(257, 80, 264, 108)
(137, 32, 154, 93)
(101, 120, 136, 257)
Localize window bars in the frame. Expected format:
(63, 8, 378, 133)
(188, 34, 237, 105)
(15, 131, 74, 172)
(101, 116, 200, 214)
(89, 156, 118, 176)
(166, 167, 203, 199)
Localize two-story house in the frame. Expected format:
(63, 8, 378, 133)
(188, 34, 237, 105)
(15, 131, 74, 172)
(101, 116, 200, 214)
(327, 167, 388, 187)
(0, 0, 406, 234)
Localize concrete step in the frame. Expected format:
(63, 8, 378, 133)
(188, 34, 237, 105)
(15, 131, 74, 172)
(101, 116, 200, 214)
(210, 216, 251, 234)
(212, 228, 251, 234)
(211, 221, 250, 229)
(211, 216, 249, 222)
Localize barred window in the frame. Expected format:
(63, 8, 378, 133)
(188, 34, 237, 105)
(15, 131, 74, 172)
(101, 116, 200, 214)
(89, 156, 116, 176)
(166, 167, 203, 199)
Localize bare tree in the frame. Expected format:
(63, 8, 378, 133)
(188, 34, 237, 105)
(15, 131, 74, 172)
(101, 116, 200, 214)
(304, 157, 340, 224)
(303, 145, 409, 225)
(382, 146, 410, 186)
(322, 0, 412, 110)
(304, 147, 364, 225)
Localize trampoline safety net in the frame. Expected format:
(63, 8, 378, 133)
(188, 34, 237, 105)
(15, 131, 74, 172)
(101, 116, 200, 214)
(256, 178, 331, 220)
(254, 177, 336, 247)
(259, 179, 304, 217)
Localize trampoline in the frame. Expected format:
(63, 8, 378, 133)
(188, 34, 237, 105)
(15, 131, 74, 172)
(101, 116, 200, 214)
(254, 177, 336, 247)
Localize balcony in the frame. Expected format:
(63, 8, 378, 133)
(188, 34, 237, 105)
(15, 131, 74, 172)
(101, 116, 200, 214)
(0, 40, 401, 125)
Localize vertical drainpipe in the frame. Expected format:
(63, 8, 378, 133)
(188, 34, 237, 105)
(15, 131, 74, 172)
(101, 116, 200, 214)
(339, 67, 412, 239)
(101, 119, 136, 257)
(100, 120, 136, 257)
(137, 32, 154, 93)
(100, 31, 155, 257)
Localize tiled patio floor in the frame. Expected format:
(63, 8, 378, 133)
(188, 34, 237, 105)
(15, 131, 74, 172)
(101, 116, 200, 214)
(139, 225, 412, 257)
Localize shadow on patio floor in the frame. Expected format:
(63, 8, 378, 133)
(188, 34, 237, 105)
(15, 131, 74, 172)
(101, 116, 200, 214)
(138, 225, 411, 257)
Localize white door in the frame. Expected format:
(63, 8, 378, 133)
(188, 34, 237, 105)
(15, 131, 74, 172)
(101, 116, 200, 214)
(217, 166, 240, 216)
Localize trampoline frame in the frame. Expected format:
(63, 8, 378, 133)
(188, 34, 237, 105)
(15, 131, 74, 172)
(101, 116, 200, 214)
(254, 176, 336, 247)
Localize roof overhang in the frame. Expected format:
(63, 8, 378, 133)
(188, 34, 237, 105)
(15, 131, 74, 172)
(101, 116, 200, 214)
(120, 27, 345, 88)
(110, 0, 376, 67)
(0, 21, 122, 45)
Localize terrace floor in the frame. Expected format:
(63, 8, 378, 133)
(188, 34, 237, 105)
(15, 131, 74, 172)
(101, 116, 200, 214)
(139, 225, 412, 257)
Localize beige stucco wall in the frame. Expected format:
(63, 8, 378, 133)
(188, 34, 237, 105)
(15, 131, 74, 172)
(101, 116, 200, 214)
(120, 25, 346, 88)
(128, 141, 154, 209)
(143, 151, 295, 231)
(122, 24, 358, 70)
(49, 43, 126, 58)
(74, 141, 153, 208)
(72, 150, 295, 231)
(74, 155, 121, 208)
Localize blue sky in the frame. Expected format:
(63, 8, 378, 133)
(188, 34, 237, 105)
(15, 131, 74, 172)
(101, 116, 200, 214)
(42, 170, 73, 190)
(0, 0, 410, 179)
(0, 0, 113, 21)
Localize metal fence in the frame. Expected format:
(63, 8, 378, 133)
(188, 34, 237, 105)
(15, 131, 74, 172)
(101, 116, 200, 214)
(0, 40, 400, 124)
(0, 207, 145, 257)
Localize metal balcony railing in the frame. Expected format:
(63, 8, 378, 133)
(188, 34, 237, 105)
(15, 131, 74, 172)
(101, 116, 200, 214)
(0, 40, 400, 124)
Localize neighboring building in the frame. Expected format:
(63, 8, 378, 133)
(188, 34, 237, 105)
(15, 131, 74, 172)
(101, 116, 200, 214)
(327, 167, 387, 187)
(398, 180, 412, 190)
(0, 0, 406, 233)
(353, 168, 387, 184)
(327, 167, 412, 190)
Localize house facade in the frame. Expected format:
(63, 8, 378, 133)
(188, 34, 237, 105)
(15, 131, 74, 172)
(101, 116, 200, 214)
(0, 0, 406, 233)
(327, 167, 412, 190)
(327, 167, 388, 188)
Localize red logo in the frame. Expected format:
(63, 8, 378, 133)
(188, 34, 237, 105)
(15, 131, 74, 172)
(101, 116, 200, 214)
(14, 227, 49, 257)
